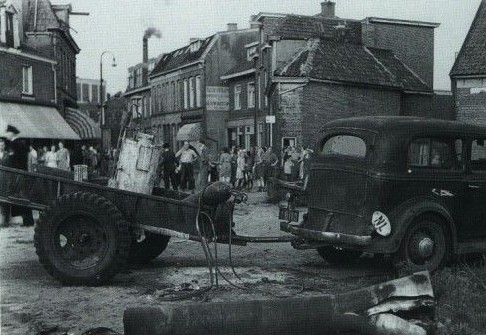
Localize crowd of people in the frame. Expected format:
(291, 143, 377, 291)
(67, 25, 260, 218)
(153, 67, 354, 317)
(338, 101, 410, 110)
(155, 142, 314, 194)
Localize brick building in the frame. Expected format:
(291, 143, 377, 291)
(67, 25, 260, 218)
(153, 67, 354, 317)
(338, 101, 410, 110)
(148, 25, 258, 154)
(450, 0, 486, 126)
(251, 2, 440, 153)
(0, 0, 78, 141)
(221, 57, 260, 149)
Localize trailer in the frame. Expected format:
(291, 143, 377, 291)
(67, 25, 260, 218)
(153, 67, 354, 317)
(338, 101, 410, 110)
(0, 163, 293, 286)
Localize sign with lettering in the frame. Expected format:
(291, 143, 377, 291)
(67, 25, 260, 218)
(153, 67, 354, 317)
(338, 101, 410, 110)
(206, 86, 229, 111)
(266, 115, 276, 124)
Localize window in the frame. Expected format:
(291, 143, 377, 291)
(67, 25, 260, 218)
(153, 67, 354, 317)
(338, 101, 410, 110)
(128, 74, 134, 89)
(408, 138, 463, 170)
(258, 122, 264, 147)
(264, 70, 268, 107)
(76, 83, 81, 101)
(196, 76, 201, 107)
(171, 81, 176, 111)
(471, 139, 486, 172)
(189, 77, 195, 108)
(257, 74, 261, 109)
(183, 79, 189, 109)
(247, 82, 255, 108)
(234, 84, 241, 110)
(247, 45, 258, 61)
(82, 83, 89, 102)
(22, 66, 33, 95)
(322, 135, 366, 158)
(91, 84, 99, 104)
(157, 84, 162, 113)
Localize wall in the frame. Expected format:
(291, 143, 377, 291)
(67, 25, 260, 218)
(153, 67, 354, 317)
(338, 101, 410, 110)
(273, 83, 305, 151)
(300, 82, 401, 149)
(454, 86, 486, 126)
(0, 51, 55, 105)
(400, 93, 433, 118)
(362, 22, 435, 88)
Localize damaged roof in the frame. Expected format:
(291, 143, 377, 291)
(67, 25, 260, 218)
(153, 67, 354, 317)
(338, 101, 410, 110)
(269, 15, 362, 43)
(150, 36, 215, 77)
(275, 38, 431, 92)
(450, 0, 486, 77)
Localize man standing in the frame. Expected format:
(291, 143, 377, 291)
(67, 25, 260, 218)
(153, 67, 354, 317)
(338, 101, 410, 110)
(197, 140, 210, 190)
(3, 125, 35, 226)
(27, 145, 38, 172)
(158, 143, 178, 190)
(176, 141, 198, 193)
(261, 146, 278, 188)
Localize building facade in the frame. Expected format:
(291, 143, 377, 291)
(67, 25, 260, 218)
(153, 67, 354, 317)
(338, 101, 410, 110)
(148, 25, 258, 155)
(450, 0, 486, 126)
(251, 2, 439, 153)
(0, 0, 78, 141)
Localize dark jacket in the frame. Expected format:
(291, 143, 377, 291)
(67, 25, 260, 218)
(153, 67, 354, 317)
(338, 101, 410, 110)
(8, 139, 29, 170)
(160, 150, 177, 173)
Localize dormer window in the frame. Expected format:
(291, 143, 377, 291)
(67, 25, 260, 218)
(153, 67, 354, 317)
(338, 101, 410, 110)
(190, 40, 201, 53)
(246, 45, 259, 61)
(1, 5, 20, 48)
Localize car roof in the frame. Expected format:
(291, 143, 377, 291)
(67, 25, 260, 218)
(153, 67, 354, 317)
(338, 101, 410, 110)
(322, 116, 486, 135)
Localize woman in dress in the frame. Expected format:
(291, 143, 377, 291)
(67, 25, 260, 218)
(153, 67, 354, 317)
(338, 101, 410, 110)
(236, 150, 246, 189)
(218, 147, 232, 183)
(56, 141, 70, 171)
(45, 145, 58, 168)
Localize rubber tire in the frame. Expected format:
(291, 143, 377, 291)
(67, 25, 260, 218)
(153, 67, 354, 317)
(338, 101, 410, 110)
(127, 232, 170, 264)
(34, 192, 131, 285)
(393, 215, 448, 273)
(317, 246, 362, 265)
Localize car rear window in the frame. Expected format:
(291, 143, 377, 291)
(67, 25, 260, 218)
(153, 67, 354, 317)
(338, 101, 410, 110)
(321, 135, 366, 158)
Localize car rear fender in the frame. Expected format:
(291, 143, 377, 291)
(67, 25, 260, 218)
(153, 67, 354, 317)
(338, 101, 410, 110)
(383, 197, 457, 254)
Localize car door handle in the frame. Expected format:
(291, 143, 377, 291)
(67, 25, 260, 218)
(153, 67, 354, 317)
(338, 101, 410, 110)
(468, 185, 481, 189)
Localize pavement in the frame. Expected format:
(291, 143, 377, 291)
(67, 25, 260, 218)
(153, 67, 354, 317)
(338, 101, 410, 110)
(0, 192, 394, 335)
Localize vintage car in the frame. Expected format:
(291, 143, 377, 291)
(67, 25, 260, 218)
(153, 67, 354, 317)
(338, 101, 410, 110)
(280, 116, 486, 272)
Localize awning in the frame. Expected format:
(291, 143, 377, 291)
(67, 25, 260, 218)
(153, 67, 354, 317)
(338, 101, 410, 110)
(176, 123, 201, 142)
(65, 108, 101, 139)
(0, 102, 80, 140)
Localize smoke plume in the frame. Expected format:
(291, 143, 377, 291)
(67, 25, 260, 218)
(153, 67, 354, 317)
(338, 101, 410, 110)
(144, 27, 162, 39)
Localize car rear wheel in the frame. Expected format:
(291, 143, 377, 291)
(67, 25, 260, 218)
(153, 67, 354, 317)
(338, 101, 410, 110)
(394, 216, 448, 273)
(317, 246, 362, 265)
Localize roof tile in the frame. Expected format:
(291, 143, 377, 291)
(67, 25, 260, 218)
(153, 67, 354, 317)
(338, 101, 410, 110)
(150, 36, 214, 77)
(450, 0, 486, 76)
(276, 38, 431, 92)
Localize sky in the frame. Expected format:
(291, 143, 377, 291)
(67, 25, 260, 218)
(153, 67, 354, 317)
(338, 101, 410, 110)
(56, 0, 482, 94)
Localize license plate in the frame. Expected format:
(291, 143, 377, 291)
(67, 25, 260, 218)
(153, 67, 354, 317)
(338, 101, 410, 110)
(279, 208, 299, 222)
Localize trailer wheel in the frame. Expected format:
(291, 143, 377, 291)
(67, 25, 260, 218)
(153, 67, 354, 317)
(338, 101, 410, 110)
(317, 246, 362, 265)
(34, 192, 130, 285)
(127, 232, 170, 264)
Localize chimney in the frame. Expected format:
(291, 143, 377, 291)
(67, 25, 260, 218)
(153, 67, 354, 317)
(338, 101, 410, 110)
(320, 1, 336, 18)
(227, 23, 238, 31)
(142, 37, 148, 86)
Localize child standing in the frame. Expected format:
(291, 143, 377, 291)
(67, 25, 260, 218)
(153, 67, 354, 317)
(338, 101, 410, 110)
(284, 155, 294, 181)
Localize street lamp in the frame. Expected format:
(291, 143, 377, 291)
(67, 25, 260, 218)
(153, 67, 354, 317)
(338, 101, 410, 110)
(99, 51, 116, 151)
